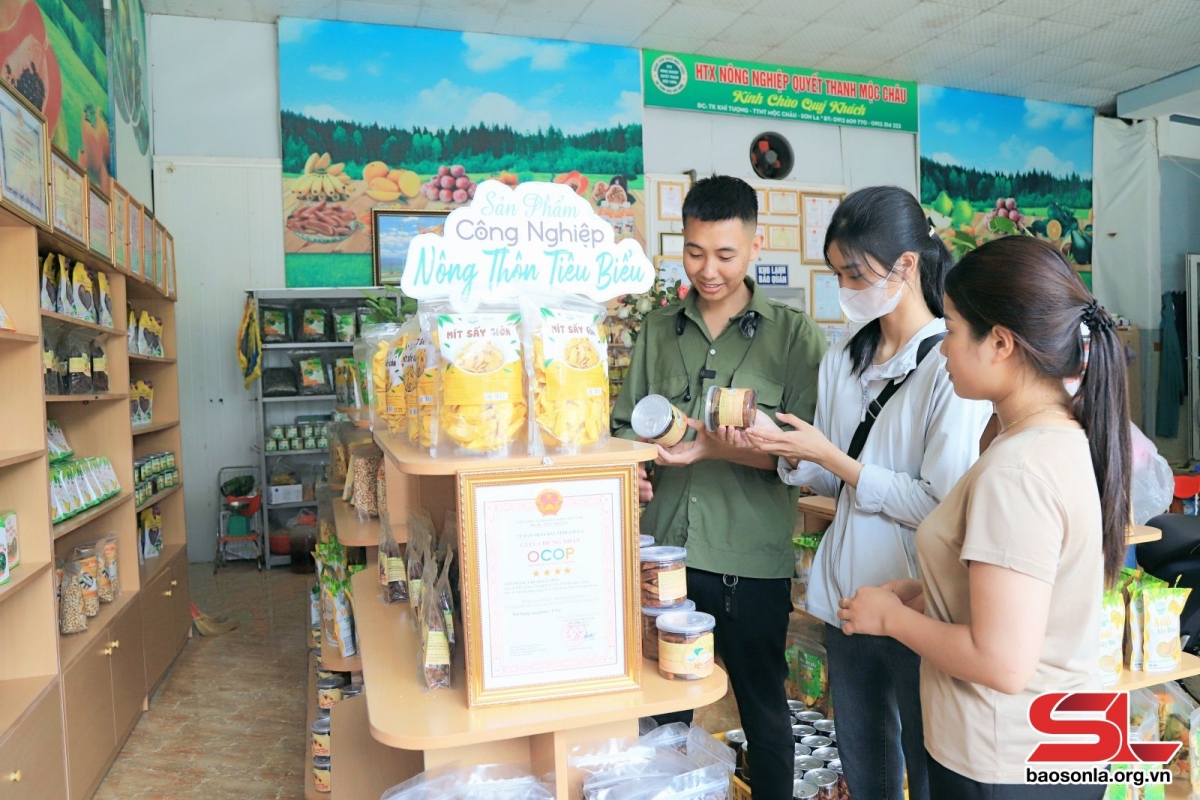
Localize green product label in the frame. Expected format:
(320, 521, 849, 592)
(643, 49, 919, 133)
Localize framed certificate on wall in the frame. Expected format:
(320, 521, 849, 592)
(110, 182, 130, 272)
(50, 147, 87, 245)
(87, 185, 112, 261)
(0, 80, 49, 229)
(458, 464, 641, 707)
(127, 196, 144, 278)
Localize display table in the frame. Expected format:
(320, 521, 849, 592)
(345, 434, 728, 799)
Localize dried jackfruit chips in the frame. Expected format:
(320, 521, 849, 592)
(430, 311, 526, 455)
(525, 304, 610, 453)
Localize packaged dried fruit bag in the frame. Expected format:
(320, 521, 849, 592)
(1143, 583, 1192, 673)
(403, 327, 438, 448)
(291, 351, 332, 396)
(383, 323, 415, 436)
(1099, 586, 1125, 686)
(1123, 567, 1167, 672)
(362, 323, 402, 433)
(521, 297, 610, 455)
(425, 306, 527, 457)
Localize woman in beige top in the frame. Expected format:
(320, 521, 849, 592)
(839, 236, 1129, 799)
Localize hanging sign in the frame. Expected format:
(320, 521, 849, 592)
(401, 180, 654, 311)
(644, 50, 919, 133)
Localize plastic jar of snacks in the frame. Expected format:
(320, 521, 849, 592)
(311, 717, 330, 757)
(316, 676, 345, 709)
(704, 386, 757, 431)
(640, 534, 654, 548)
(640, 546, 687, 607)
(655, 610, 715, 681)
(631, 395, 689, 446)
(641, 599, 695, 661)
(313, 755, 331, 793)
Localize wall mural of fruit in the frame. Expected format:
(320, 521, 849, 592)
(110, 0, 150, 156)
(0, 0, 111, 192)
(278, 20, 645, 287)
(919, 85, 1093, 270)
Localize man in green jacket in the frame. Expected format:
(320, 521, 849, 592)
(612, 175, 826, 796)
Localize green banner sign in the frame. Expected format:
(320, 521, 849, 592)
(643, 50, 919, 133)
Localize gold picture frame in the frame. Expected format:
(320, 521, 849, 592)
(458, 464, 641, 708)
(153, 220, 166, 292)
(87, 184, 113, 263)
(802, 192, 843, 265)
(767, 224, 799, 251)
(142, 206, 154, 286)
(656, 181, 685, 221)
(50, 147, 87, 246)
(165, 231, 177, 299)
(110, 182, 130, 273)
(0, 79, 50, 229)
(371, 208, 448, 285)
(127, 196, 144, 279)
(767, 189, 799, 216)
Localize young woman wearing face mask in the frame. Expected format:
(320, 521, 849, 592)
(745, 186, 994, 800)
(838, 236, 1127, 799)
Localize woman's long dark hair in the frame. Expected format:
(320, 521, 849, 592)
(824, 186, 955, 374)
(946, 236, 1130, 586)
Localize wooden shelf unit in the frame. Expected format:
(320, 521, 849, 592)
(0, 203, 192, 800)
(331, 497, 379, 547)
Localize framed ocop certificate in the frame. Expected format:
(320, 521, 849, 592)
(51, 147, 87, 245)
(127, 196, 143, 278)
(459, 464, 641, 707)
(88, 185, 112, 261)
(0, 81, 49, 228)
(110, 182, 130, 272)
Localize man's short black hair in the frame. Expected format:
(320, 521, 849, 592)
(681, 174, 758, 227)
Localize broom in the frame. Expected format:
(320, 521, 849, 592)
(190, 601, 239, 636)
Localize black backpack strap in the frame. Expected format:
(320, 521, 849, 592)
(845, 332, 946, 462)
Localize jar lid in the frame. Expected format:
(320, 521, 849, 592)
(631, 395, 676, 439)
(640, 545, 686, 563)
(794, 744, 811, 756)
(787, 700, 806, 713)
(800, 735, 832, 749)
(812, 746, 839, 761)
(316, 707, 330, 719)
(795, 711, 823, 723)
(656, 610, 715, 635)
(792, 724, 815, 737)
(640, 535, 655, 548)
(343, 683, 364, 697)
(725, 728, 746, 744)
(642, 599, 696, 618)
(794, 756, 823, 774)
(313, 755, 331, 767)
(803, 769, 836, 787)
(793, 779, 818, 799)
(311, 717, 330, 734)
(317, 676, 346, 689)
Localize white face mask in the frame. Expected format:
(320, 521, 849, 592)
(839, 275, 905, 325)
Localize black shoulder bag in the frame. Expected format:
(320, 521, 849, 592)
(845, 332, 946, 462)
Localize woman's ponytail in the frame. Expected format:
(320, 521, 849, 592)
(1072, 309, 1131, 587)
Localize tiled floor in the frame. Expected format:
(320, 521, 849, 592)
(94, 561, 313, 800)
(92, 559, 740, 800)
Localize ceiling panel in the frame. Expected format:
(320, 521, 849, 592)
(578, 0, 670, 29)
(140, 0, 1200, 111)
(562, 21, 640, 47)
(947, 10, 1036, 43)
(644, 4, 743, 39)
(717, 13, 810, 47)
(490, 16, 573, 39)
(988, 0, 1077, 18)
(503, 0, 590, 23)
(414, 6, 496, 33)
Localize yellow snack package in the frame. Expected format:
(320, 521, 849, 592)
(1099, 586, 1125, 686)
(383, 323, 414, 436)
(402, 330, 437, 449)
(1122, 567, 1166, 672)
(522, 299, 610, 454)
(1143, 583, 1191, 673)
(361, 323, 402, 433)
(427, 308, 526, 456)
